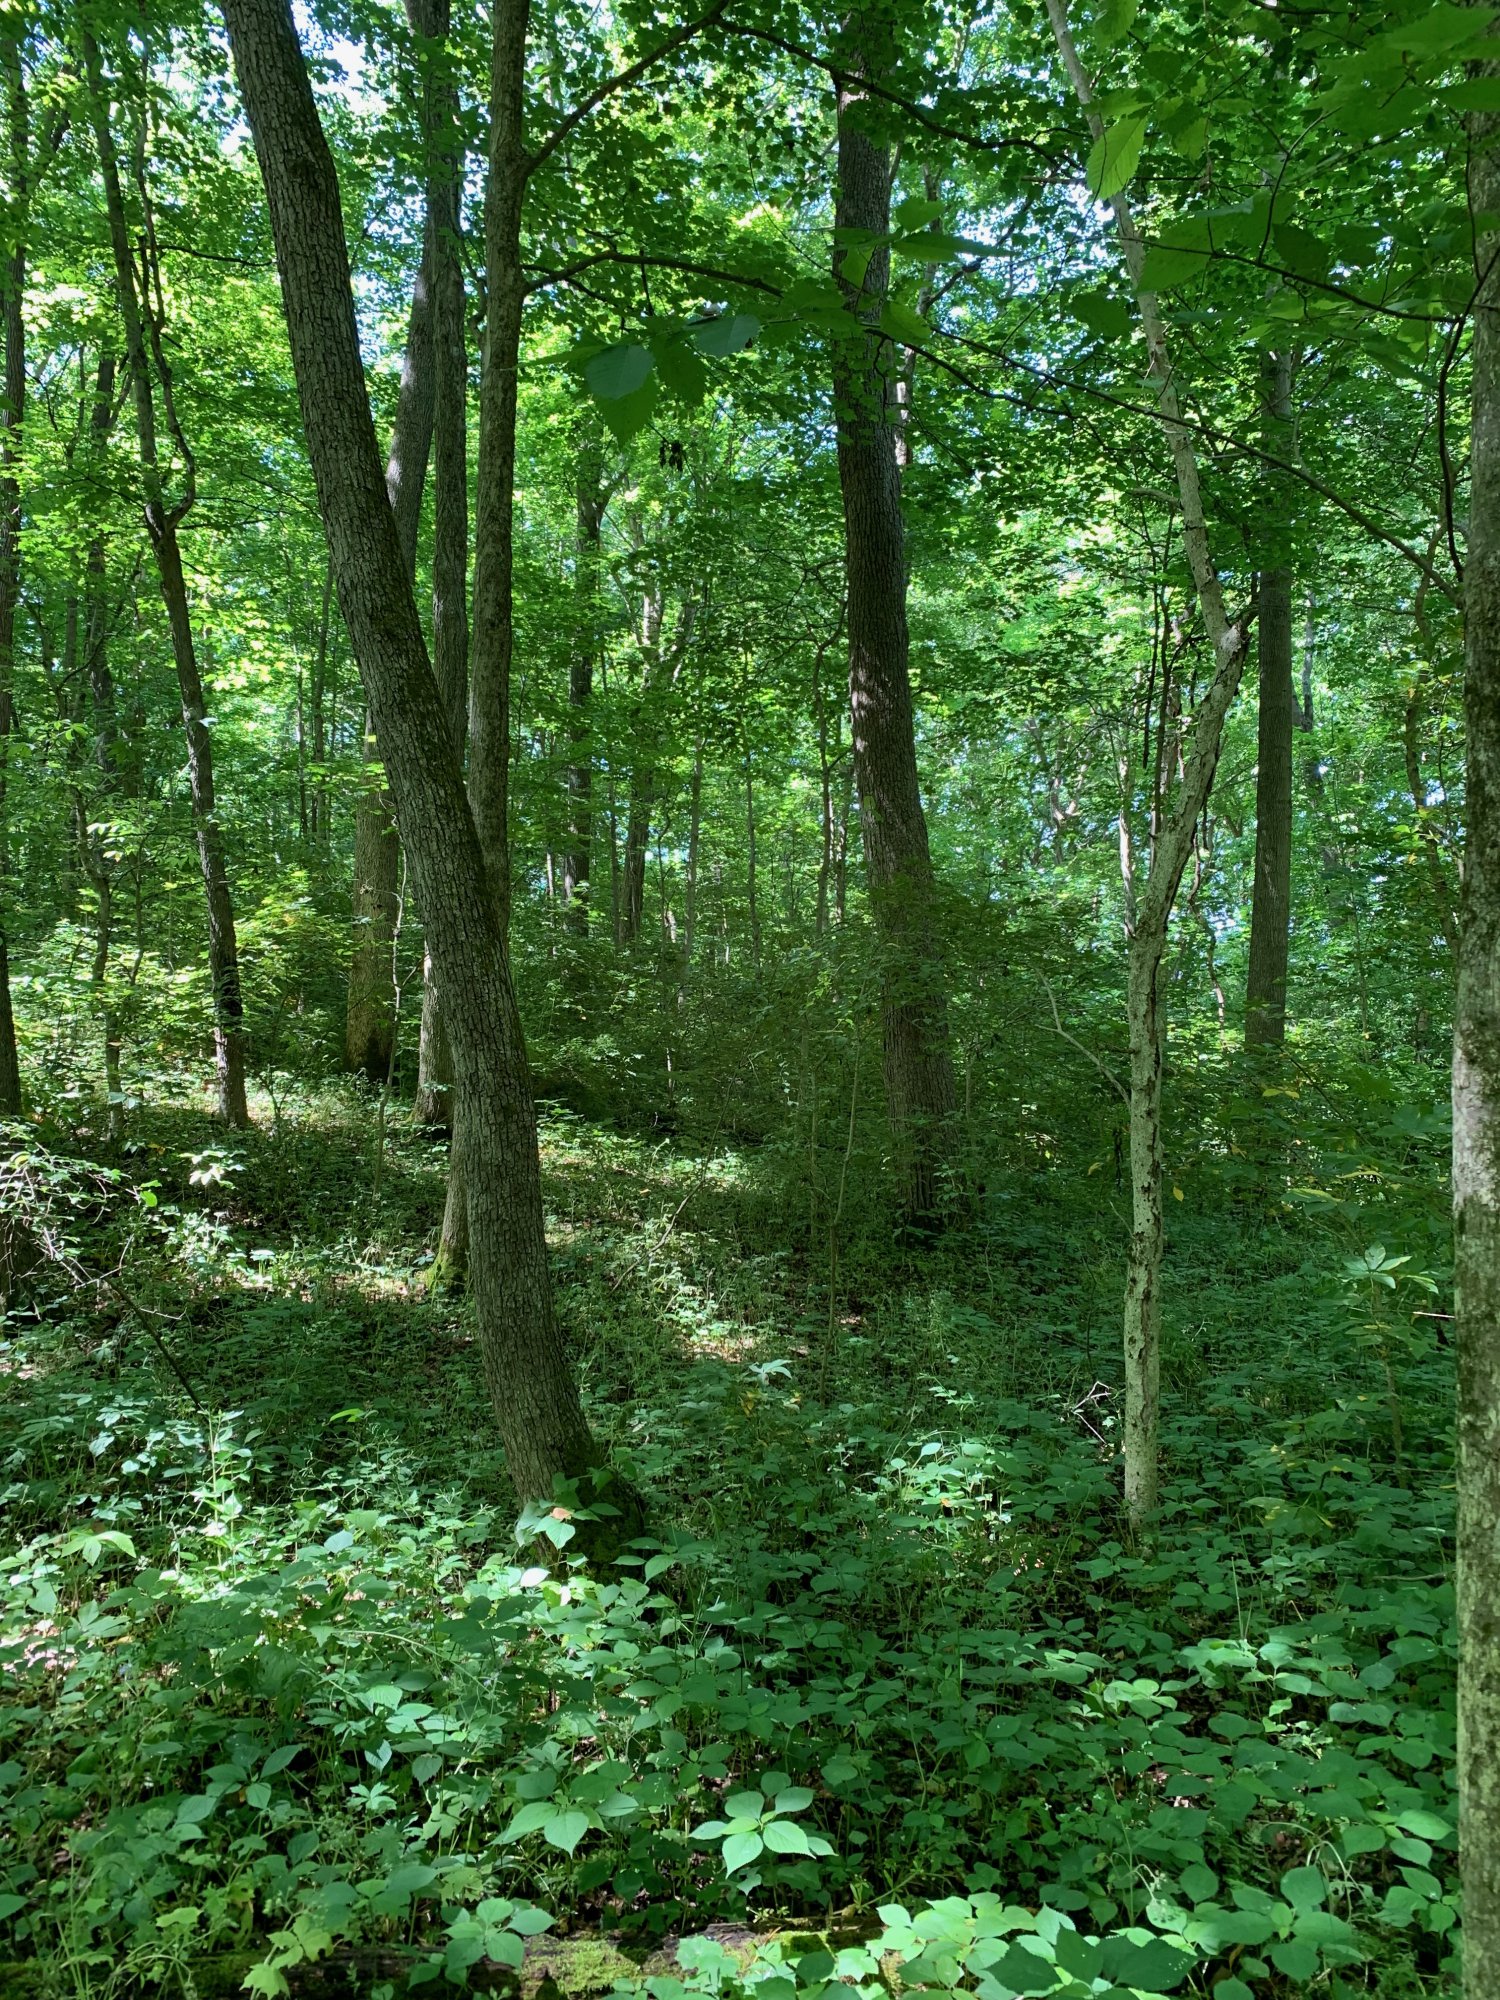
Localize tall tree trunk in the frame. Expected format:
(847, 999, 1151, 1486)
(1458, 62, 1500, 2000)
(622, 584, 662, 944)
(0, 31, 27, 1118)
(832, 23, 956, 1223)
(1048, 0, 1251, 1531)
(565, 432, 604, 935)
(220, 0, 621, 1521)
(1245, 348, 1295, 1047)
(86, 36, 249, 1126)
(347, 210, 435, 1079)
(413, 0, 468, 1132)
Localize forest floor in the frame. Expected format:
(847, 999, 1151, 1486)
(0, 1079, 1457, 1997)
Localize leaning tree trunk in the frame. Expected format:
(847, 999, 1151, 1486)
(86, 34, 249, 1126)
(1458, 63, 1500, 2000)
(1048, 0, 1250, 1530)
(1245, 347, 1295, 1048)
(220, 0, 623, 1522)
(347, 207, 435, 1080)
(0, 30, 28, 1119)
(831, 24, 956, 1224)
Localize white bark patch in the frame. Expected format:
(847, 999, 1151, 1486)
(1456, 1040, 1500, 1211)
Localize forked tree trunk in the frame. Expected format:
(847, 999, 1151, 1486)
(1457, 65, 1500, 2000)
(832, 23, 956, 1223)
(1245, 348, 1295, 1047)
(86, 35, 249, 1127)
(348, 208, 434, 1080)
(221, 0, 619, 1518)
(1048, 0, 1250, 1530)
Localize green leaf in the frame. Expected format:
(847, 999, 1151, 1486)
(1397, 1809, 1454, 1841)
(508, 1907, 555, 1935)
(1072, 289, 1132, 338)
(762, 1818, 813, 1855)
(773, 1786, 815, 1814)
(893, 195, 943, 230)
(503, 1800, 556, 1841)
(725, 1790, 765, 1819)
(584, 344, 654, 400)
(1138, 243, 1207, 291)
(692, 313, 760, 357)
(1096, 0, 1138, 43)
(1270, 1937, 1320, 1980)
(722, 1830, 765, 1873)
(412, 1753, 442, 1783)
(653, 339, 709, 406)
(878, 301, 930, 347)
(597, 376, 658, 443)
(1179, 1863, 1218, 1902)
(1281, 1866, 1328, 1910)
(1098, 1936, 1194, 1991)
(1085, 117, 1147, 199)
(261, 1745, 300, 1777)
(385, 1863, 437, 1897)
(1273, 222, 1331, 282)
(543, 1811, 592, 1855)
(821, 1755, 860, 1786)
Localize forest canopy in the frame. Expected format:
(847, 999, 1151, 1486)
(0, 0, 1490, 1995)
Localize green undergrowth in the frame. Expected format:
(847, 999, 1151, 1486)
(0, 1075, 1456, 1997)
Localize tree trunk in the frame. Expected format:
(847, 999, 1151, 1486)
(1457, 63, 1500, 2000)
(86, 37, 249, 1126)
(413, 0, 468, 1131)
(0, 31, 27, 1118)
(221, 0, 619, 1521)
(1245, 348, 1295, 1047)
(347, 208, 435, 1079)
(1048, 0, 1251, 1532)
(565, 433, 604, 935)
(832, 26, 956, 1223)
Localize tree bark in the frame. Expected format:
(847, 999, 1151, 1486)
(346, 210, 435, 1079)
(413, 0, 468, 1131)
(221, 0, 617, 1517)
(0, 30, 28, 1118)
(86, 35, 249, 1127)
(1048, 0, 1251, 1531)
(565, 432, 605, 935)
(1458, 58, 1500, 2000)
(1245, 348, 1296, 1047)
(832, 22, 956, 1223)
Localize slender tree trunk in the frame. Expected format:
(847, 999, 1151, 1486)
(347, 208, 434, 1078)
(86, 39, 248, 1125)
(1245, 348, 1296, 1047)
(221, 0, 623, 1522)
(0, 32, 27, 1118)
(1458, 62, 1500, 2000)
(413, 0, 468, 1131)
(832, 23, 956, 1223)
(681, 726, 703, 996)
(1048, 0, 1251, 1531)
(622, 585, 662, 943)
(565, 434, 604, 935)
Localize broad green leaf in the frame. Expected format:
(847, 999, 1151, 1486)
(893, 195, 943, 229)
(542, 1810, 591, 1854)
(1270, 1937, 1320, 1981)
(773, 1786, 815, 1813)
(653, 339, 709, 406)
(1281, 1865, 1328, 1910)
(1096, 0, 1138, 43)
(1273, 222, 1331, 281)
(722, 1829, 765, 1872)
(692, 313, 760, 357)
(597, 376, 658, 443)
(508, 1907, 555, 1935)
(1085, 117, 1147, 199)
(761, 1818, 812, 1855)
(503, 1800, 556, 1841)
(584, 344, 653, 401)
(1072, 288, 1132, 337)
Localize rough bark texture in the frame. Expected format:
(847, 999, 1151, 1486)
(86, 36, 249, 1127)
(1245, 348, 1295, 1047)
(346, 218, 434, 1079)
(832, 26, 956, 1223)
(413, 0, 468, 1130)
(1458, 68, 1500, 2000)
(1048, 0, 1250, 1531)
(0, 31, 27, 1118)
(565, 438, 605, 935)
(220, 0, 614, 1514)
